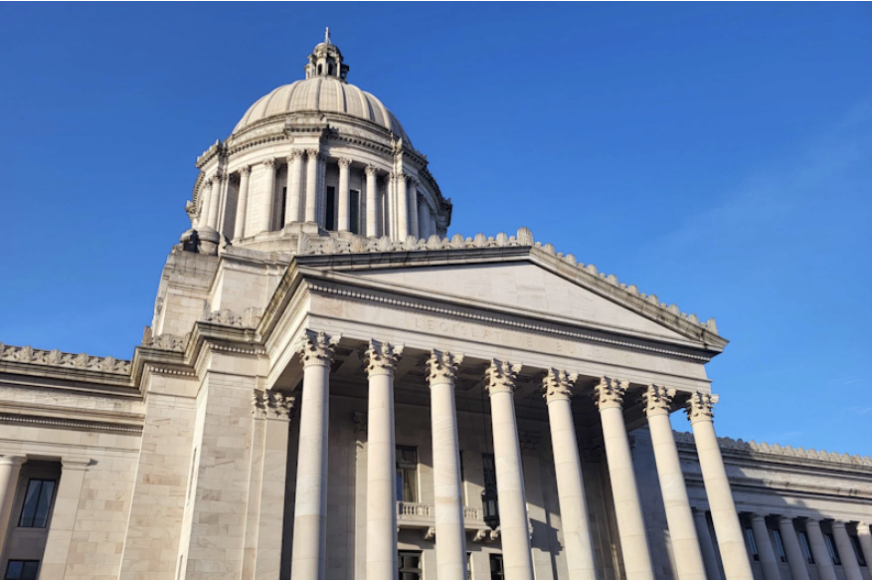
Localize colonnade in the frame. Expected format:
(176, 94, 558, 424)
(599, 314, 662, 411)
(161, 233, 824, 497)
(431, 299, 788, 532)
(285, 330, 756, 580)
(197, 151, 436, 241)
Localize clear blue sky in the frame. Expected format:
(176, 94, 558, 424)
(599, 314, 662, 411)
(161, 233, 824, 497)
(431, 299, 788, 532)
(1, 4, 870, 455)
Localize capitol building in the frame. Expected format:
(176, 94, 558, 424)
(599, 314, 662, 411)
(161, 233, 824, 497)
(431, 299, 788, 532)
(1, 33, 871, 580)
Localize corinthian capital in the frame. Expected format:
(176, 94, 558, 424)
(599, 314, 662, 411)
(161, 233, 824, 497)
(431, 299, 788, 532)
(211, 173, 224, 185)
(542, 368, 578, 402)
(297, 330, 340, 367)
(426, 350, 464, 385)
(263, 157, 276, 168)
(306, 148, 321, 160)
(239, 165, 252, 176)
(287, 150, 303, 161)
(643, 385, 676, 416)
(485, 360, 522, 395)
(365, 164, 378, 176)
(364, 339, 404, 376)
(338, 157, 352, 168)
(686, 392, 719, 423)
(252, 389, 296, 420)
(593, 377, 628, 410)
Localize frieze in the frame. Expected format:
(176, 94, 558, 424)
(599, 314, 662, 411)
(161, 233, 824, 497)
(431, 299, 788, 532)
(0, 343, 131, 375)
(201, 306, 263, 329)
(252, 389, 295, 420)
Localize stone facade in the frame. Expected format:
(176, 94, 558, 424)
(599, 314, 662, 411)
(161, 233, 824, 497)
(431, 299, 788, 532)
(1, 33, 870, 580)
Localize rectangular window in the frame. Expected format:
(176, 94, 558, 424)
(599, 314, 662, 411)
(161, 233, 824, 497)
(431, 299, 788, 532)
(459, 451, 467, 505)
(396, 446, 418, 503)
(825, 533, 841, 565)
(467, 553, 472, 580)
(852, 535, 867, 566)
(325, 186, 336, 231)
(799, 531, 815, 564)
(4, 561, 39, 580)
(772, 529, 788, 562)
(489, 554, 504, 580)
(349, 189, 361, 234)
(482, 453, 500, 525)
(398, 550, 422, 580)
(281, 186, 287, 226)
(18, 479, 56, 528)
(745, 527, 759, 560)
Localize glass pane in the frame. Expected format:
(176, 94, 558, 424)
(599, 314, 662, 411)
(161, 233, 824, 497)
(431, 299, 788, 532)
(34, 480, 55, 528)
(396, 471, 404, 502)
(19, 481, 42, 527)
(404, 469, 417, 503)
(5, 561, 23, 580)
(401, 573, 417, 580)
(21, 562, 38, 580)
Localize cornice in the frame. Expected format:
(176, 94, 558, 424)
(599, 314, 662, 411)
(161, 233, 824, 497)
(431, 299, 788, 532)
(0, 412, 143, 434)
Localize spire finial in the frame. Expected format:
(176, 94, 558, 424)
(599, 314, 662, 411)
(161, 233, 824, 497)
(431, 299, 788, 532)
(325, 27, 331, 45)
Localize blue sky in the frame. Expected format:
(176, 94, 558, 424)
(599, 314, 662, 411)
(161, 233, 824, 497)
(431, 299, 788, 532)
(1, 3, 870, 455)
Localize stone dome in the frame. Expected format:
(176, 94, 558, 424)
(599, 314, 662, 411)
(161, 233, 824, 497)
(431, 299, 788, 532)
(231, 77, 411, 144)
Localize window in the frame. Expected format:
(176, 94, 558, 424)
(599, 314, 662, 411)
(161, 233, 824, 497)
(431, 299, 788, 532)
(745, 527, 759, 560)
(825, 533, 841, 565)
(19, 479, 56, 528)
(4, 561, 39, 580)
(325, 186, 336, 231)
(798, 531, 815, 564)
(349, 189, 360, 234)
(482, 454, 500, 529)
(772, 529, 788, 563)
(398, 551, 422, 580)
(396, 446, 418, 503)
(281, 186, 288, 225)
(466, 553, 472, 580)
(852, 535, 867, 567)
(459, 451, 467, 504)
(489, 554, 504, 580)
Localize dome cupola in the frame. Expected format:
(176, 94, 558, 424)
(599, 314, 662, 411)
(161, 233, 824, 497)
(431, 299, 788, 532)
(304, 28, 349, 81)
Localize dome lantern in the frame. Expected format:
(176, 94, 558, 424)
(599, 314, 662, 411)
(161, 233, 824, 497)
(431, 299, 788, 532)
(305, 28, 349, 82)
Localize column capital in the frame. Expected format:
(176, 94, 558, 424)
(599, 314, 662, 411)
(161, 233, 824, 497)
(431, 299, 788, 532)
(643, 385, 676, 416)
(407, 175, 419, 186)
(297, 330, 340, 367)
(364, 339, 404, 376)
(392, 171, 407, 181)
(686, 392, 719, 423)
(287, 150, 304, 161)
(252, 389, 295, 420)
(338, 157, 352, 168)
(426, 350, 463, 385)
(239, 164, 251, 176)
(593, 377, 627, 410)
(202, 179, 213, 190)
(365, 164, 378, 176)
(542, 368, 577, 403)
(831, 520, 848, 529)
(306, 148, 321, 160)
(263, 157, 277, 168)
(0, 456, 26, 467)
(211, 172, 225, 185)
(751, 512, 768, 522)
(484, 359, 521, 395)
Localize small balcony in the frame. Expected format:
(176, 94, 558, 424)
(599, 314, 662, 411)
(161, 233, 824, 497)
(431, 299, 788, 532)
(397, 501, 496, 540)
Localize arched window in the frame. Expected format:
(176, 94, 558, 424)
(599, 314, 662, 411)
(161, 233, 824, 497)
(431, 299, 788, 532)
(317, 64, 323, 75)
(328, 62, 335, 75)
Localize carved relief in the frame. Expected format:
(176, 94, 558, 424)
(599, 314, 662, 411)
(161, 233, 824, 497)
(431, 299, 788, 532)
(252, 389, 295, 420)
(425, 350, 463, 385)
(364, 339, 404, 376)
(542, 368, 578, 402)
(142, 332, 188, 353)
(593, 377, 628, 410)
(297, 330, 340, 366)
(338, 157, 352, 168)
(686, 392, 719, 422)
(484, 360, 521, 395)
(0, 342, 131, 375)
(673, 431, 872, 466)
(643, 385, 676, 416)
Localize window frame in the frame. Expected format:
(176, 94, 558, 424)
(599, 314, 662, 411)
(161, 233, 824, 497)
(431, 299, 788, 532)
(398, 550, 422, 580)
(489, 554, 505, 580)
(18, 478, 56, 529)
(396, 445, 419, 503)
(4, 560, 40, 580)
(798, 530, 815, 564)
(772, 528, 788, 563)
(745, 526, 759, 561)
(825, 532, 842, 565)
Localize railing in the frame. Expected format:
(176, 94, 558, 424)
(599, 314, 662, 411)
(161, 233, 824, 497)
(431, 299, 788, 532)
(396, 502, 486, 527)
(397, 502, 432, 517)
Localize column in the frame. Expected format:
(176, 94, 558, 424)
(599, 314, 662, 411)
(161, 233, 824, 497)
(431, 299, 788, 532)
(484, 360, 534, 580)
(418, 202, 429, 240)
(643, 386, 707, 580)
(290, 331, 339, 580)
(365, 340, 404, 580)
(856, 524, 872, 577)
(594, 377, 654, 580)
(686, 392, 754, 580)
(805, 519, 837, 580)
(234, 166, 251, 239)
(408, 177, 419, 239)
(694, 509, 722, 580)
(0, 456, 25, 548)
(207, 173, 223, 230)
(778, 516, 810, 580)
(750, 515, 782, 580)
(396, 173, 409, 239)
(366, 165, 378, 237)
(261, 158, 277, 232)
(338, 158, 351, 231)
(427, 351, 466, 580)
(198, 179, 213, 229)
(317, 154, 327, 227)
(832, 521, 863, 580)
(41, 457, 90, 578)
(543, 370, 596, 580)
(247, 390, 295, 579)
(286, 151, 304, 226)
(305, 149, 319, 223)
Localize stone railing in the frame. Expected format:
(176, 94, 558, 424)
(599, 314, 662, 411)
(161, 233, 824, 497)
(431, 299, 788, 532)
(396, 501, 486, 528)
(674, 431, 872, 467)
(0, 343, 131, 375)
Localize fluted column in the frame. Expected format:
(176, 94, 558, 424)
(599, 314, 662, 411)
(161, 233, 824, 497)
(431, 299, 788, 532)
(199, 179, 213, 229)
(594, 377, 654, 580)
(805, 519, 837, 580)
(832, 521, 862, 580)
(0, 455, 25, 548)
(484, 361, 534, 580)
(778, 516, 809, 580)
(261, 158, 277, 232)
(234, 166, 251, 239)
(543, 370, 596, 580)
(856, 524, 872, 576)
(366, 165, 378, 237)
(290, 330, 340, 580)
(750, 514, 782, 580)
(644, 386, 707, 580)
(427, 351, 466, 580)
(338, 158, 351, 231)
(694, 509, 722, 580)
(207, 173, 223, 230)
(408, 177, 419, 238)
(687, 393, 754, 580)
(286, 151, 304, 226)
(305, 149, 319, 223)
(396, 173, 409, 239)
(365, 340, 404, 580)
